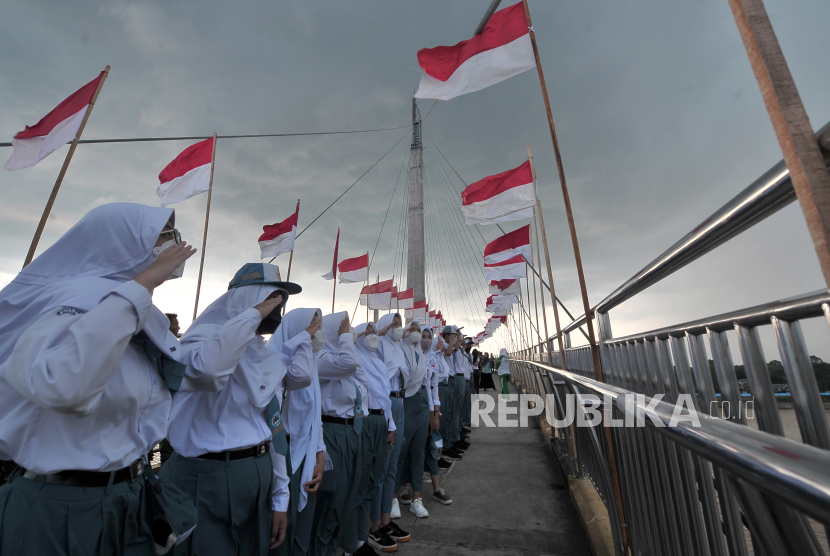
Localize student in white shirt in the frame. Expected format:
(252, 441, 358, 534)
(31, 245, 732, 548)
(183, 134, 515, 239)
(270, 308, 330, 556)
(421, 330, 452, 505)
(310, 312, 363, 556)
(161, 262, 315, 555)
(0, 203, 199, 556)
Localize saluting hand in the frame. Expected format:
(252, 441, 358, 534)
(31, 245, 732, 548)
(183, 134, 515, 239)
(134, 242, 196, 292)
(254, 295, 283, 319)
(338, 315, 350, 335)
(306, 313, 321, 337)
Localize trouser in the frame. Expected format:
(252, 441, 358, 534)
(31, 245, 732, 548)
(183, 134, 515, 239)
(438, 382, 455, 447)
(160, 451, 272, 556)
(312, 423, 360, 556)
(473, 370, 481, 394)
(423, 432, 439, 476)
(0, 471, 157, 556)
(501, 374, 511, 395)
(463, 378, 474, 427)
(380, 397, 405, 514)
(395, 387, 430, 494)
(355, 414, 387, 539)
(275, 447, 315, 556)
(452, 375, 466, 441)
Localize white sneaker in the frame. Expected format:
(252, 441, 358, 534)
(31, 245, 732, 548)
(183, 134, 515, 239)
(390, 498, 401, 519)
(409, 498, 429, 518)
(423, 471, 432, 484)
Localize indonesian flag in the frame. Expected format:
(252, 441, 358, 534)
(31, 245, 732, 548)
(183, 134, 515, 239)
(259, 200, 299, 259)
(487, 294, 517, 313)
(462, 161, 536, 225)
(484, 225, 531, 264)
(397, 288, 415, 310)
(428, 310, 436, 328)
(337, 253, 369, 284)
(5, 71, 106, 171)
(406, 299, 428, 322)
(157, 137, 214, 206)
(360, 279, 394, 310)
(484, 255, 526, 281)
(489, 279, 522, 296)
(322, 229, 340, 280)
(414, 3, 535, 101)
(391, 286, 398, 308)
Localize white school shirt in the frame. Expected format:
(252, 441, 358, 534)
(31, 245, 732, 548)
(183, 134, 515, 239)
(168, 312, 313, 512)
(318, 333, 367, 418)
(425, 351, 442, 408)
(458, 351, 473, 379)
(0, 281, 178, 474)
(377, 338, 408, 392)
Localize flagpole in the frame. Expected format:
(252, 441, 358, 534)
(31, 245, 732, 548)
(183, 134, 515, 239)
(527, 145, 567, 367)
(527, 267, 541, 347)
(331, 227, 340, 314)
(285, 199, 299, 282)
(23, 65, 111, 268)
(191, 133, 218, 321)
(532, 207, 549, 353)
(366, 253, 370, 323)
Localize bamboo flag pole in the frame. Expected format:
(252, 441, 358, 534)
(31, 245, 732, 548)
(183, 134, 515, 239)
(527, 267, 541, 346)
(192, 133, 218, 322)
(366, 253, 370, 323)
(285, 199, 299, 282)
(532, 206, 550, 351)
(23, 65, 111, 268)
(522, 4, 628, 545)
(527, 145, 567, 367)
(331, 228, 340, 314)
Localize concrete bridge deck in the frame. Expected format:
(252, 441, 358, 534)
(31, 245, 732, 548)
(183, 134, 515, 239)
(393, 386, 592, 556)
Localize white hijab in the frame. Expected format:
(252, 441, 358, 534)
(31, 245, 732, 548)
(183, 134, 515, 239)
(354, 322, 390, 401)
(0, 203, 176, 366)
(376, 313, 407, 386)
(317, 311, 348, 358)
(400, 322, 426, 396)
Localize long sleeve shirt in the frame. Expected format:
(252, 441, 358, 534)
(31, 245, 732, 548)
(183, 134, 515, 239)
(425, 351, 442, 408)
(0, 281, 176, 474)
(318, 333, 367, 418)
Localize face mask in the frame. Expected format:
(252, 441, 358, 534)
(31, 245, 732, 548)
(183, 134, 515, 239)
(256, 310, 282, 336)
(312, 330, 326, 353)
(389, 327, 403, 341)
(152, 239, 185, 279)
(421, 338, 432, 351)
(409, 333, 420, 345)
(364, 334, 379, 351)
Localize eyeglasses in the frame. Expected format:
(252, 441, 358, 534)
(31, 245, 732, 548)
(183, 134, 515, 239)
(159, 228, 182, 245)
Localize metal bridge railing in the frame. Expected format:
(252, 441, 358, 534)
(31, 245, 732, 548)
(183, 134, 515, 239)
(510, 125, 830, 555)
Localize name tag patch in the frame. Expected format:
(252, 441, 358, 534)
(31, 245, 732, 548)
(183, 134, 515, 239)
(57, 306, 86, 316)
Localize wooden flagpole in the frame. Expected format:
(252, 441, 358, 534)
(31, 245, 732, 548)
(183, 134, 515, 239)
(285, 199, 299, 282)
(527, 266, 541, 346)
(532, 206, 550, 353)
(331, 227, 340, 314)
(23, 65, 111, 268)
(192, 133, 218, 322)
(366, 253, 370, 323)
(522, 4, 628, 546)
(527, 145, 567, 368)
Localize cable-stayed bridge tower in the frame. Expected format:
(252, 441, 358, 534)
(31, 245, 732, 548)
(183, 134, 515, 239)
(406, 99, 425, 322)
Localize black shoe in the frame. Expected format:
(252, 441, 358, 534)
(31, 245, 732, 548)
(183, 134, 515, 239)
(462, 427, 472, 433)
(367, 528, 398, 553)
(437, 457, 453, 469)
(455, 441, 470, 450)
(356, 543, 381, 555)
(384, 522, 411, 543)
(443, 448, 463, 460)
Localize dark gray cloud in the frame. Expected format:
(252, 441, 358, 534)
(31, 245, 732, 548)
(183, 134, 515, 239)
(2, 0, 829, 358)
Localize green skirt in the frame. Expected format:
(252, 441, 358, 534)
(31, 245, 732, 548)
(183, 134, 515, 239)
(159, 451, 272, 556)
(0, 473, 155, 556)
(349, 413, 386, 542)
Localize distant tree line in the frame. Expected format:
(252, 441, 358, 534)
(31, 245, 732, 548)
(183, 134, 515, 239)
(705, 356, 830, 394)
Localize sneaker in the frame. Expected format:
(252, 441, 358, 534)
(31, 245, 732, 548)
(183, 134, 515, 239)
(437, 458, 453, 469)
(409, 498, 429, 518)
(367, 528, 398, 553)
(384, 521, 411, 543)
(355, 543, 381, 556)
(399, 486, 411, 505)
(442, 449, 462, 460)
(390, 498, 401, 519)
(461, 427, 472, 433)
(455, 441, 470, 450)
(432, 488, 453, 505)
(423, 472, 432, 484)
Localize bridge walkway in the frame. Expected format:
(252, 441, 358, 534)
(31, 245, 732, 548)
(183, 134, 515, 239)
(394, 385, 591, 556)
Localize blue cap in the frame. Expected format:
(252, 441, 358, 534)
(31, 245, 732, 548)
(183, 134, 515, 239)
(441, 325, 458, 335)
(228, 263, 302, 294)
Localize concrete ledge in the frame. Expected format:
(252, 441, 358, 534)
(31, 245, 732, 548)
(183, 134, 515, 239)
(568, 478, 615, 556)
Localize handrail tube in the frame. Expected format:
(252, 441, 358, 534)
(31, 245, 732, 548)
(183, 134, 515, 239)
(521, 360, 830, 525)
(606, 289, 830, 344)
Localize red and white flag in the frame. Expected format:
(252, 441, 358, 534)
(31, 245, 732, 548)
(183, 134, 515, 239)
(487, 294, 517, 313)
(322, 229, 341, 280)
(5, 71, 106, 171)
(259, 200, 299, 259)
(461, 161, 536, 225)
(406, 299, 428, 322)
(489, 279, 522, 296)
(360, 279, 394, 310)
(335, 253, 369, 284)
(414, 3, 535, 101)
(397, 288, 415, 310)
(484, 224, 531, 264)
(157, 137, 214, 206)
(484, 254, 526, 281)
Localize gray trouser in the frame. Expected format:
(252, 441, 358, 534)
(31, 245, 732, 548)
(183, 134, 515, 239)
(463, 378, 474, 427)
(438, 381, 454, 447)
(380, 397, 404, 514)
(395, 387, 430, 494)
(452, 375, 466, 442)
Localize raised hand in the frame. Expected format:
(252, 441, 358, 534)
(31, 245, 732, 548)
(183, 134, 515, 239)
(254, 295, 283, 319)
(338, 315, 350, 335)
(306, 312, 322, 337)
(134, 242, 196, 292)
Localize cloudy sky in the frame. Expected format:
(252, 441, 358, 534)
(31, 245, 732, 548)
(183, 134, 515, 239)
(2, 0, 830, 360)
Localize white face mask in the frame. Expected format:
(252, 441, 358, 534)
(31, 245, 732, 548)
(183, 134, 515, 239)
(311, 330, 326, 353)
(409, 332, 421, 345)
(389, 327, 403, 341)
(420, 338, 432, 351)
(152, 239, 185, 280)
(364, 334, 379, 351)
